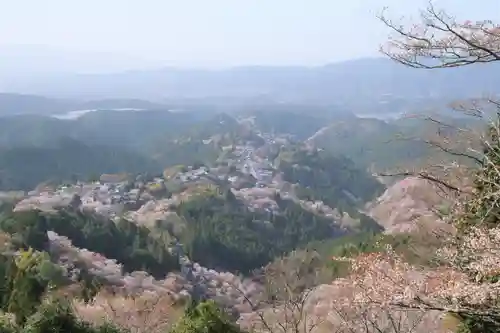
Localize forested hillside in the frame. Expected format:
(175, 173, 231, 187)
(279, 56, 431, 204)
(276, 147, 385, 205)
(176, 189, 346, 273)
(307, 118, 428, 170)
(0, 110, 197, 148)
(0, 139, 161, 190)
(1, 0, 500, 331)
(0, 112, 250, 190)
(248, 110, 334, 140)
(0, 207, 179, 278)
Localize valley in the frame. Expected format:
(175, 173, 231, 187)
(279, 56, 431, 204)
(0, 105, 456, 331)
(0, 3, 499, 330)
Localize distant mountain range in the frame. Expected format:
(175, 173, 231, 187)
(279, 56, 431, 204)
(0, 94, 170, 116)
(2, 57, 500, 115)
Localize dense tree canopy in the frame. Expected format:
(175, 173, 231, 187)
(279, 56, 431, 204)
(176, 191, 345, 273)
(170, 300, 243, 333)
(0, 209, 179, 278)
(0, 139, 160, 191)
(277, 147, 385, 211)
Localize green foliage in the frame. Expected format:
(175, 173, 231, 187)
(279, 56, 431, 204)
(458, 125, 500, 229)
(152, 139, 221, 169)
(303, 232, 434, 279)
(455, 313, 499, 333)
(151, 113, 266, 168)
(249, 109, 330, 140)
(278, 147, 385, 206)
(0, 209, 179, 278)
(0, 110, 197, 149)
(0, 240, 123, 331)
(186, 113, 264, 147)
(277, 147, 385, 231)
(22, 300, 84, 333)
(75, 269, 102, 304)
(309, 118, 430, 170)
(6, 249, 54, 325)
(176, 191, 344, 273)
(170, 300, 243, 333)
(0, 139, 160, 191)
(0, 112, 248, 191)
(0, 210, 49, 252)
(0, 249, 66, 326)
(311, 116, 484, 174)
(36, 261, 65, 288)
(0, 299, 126, 333)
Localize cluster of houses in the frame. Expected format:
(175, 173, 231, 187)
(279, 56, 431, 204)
(175, 167, 209, 183)
(245, 161, 274, 187)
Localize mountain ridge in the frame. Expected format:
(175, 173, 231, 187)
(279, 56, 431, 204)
(4, 57, 500, 104)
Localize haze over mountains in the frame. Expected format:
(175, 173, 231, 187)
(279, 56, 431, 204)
(0, 93, 171, 117)
(2, 0, 500, 330)
(1, 47, 499, 108)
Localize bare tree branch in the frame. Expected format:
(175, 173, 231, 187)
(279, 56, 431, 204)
(379, 2, 500, 68)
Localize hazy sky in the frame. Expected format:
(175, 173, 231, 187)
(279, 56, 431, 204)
(1, 0, 499, 69)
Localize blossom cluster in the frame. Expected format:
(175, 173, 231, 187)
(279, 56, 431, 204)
(345, 237, 500, 317)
